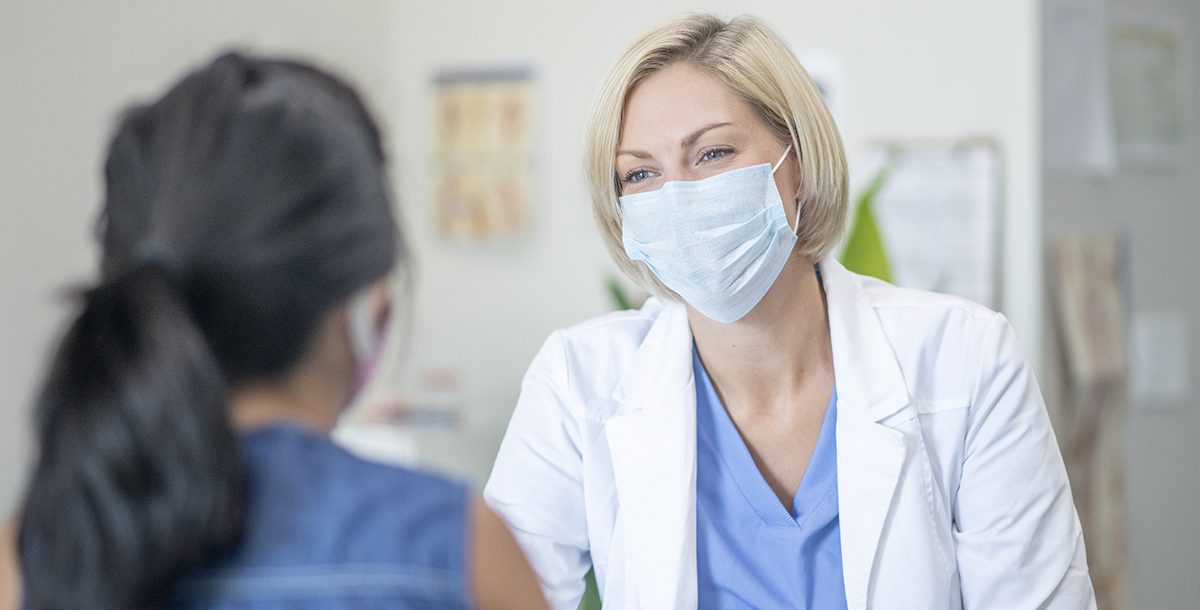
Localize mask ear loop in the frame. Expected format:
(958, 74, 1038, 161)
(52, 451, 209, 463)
(771, 144, 792, 173)
(790, 199, 805, 235)
(770, 144, 804, 235)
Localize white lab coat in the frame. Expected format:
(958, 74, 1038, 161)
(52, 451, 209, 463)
(485, 257, 1095, 610)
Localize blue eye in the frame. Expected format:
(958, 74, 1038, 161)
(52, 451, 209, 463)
(700, 147, 733, 162)
(623, 169, 653, 184)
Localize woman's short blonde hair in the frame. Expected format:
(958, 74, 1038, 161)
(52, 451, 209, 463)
(585, 13, 848, 298)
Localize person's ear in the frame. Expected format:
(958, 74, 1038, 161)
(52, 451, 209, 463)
(790, 158, 804, 203)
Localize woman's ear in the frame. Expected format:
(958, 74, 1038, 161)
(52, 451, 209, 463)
(790, 156, 805, 203)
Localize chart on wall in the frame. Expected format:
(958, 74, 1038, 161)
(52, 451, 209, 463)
(432, 67, 533, 241)
(857, 140, 1003, 309)
(1110, 12, 1186, 169)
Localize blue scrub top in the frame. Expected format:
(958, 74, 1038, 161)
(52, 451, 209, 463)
(694, 348, 848, 609)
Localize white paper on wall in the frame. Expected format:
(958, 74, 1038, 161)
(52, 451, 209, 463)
(1131, 310, 1193, 408)
(1110, 13, 1187, 170)
(1043, 0, 1118, 175)
(861, 140, 1002, 309)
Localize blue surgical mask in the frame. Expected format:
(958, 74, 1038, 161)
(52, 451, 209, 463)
(620, 146, 798, 323)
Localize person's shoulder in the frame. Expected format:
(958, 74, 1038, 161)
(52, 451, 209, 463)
(182, 430, 473, 608)
(857, 274, 1003, 348)
(326, 446, 471, 575)
(859, 273, 997, 322)
(849, 275, 1016, 407)
(328, 436, 470, 503)
(235, 426, 472, 578)
(533, 297, 672, 374)
(519, 298, 677, 414)
(556, 297, 666, 344)
(247, 424, 469, 509)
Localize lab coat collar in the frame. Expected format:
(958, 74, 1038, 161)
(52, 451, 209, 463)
(605, 297, 698, 608)
(610, 297, 693, 407)
(819, 256, 911, 609)
(818, 256, 912, 423)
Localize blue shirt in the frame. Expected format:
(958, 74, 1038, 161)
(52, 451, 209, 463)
(171, 424, 473, 609)
(694, 349, 848, 609)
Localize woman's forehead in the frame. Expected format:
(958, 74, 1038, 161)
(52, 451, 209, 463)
(618, 64, 759, 151)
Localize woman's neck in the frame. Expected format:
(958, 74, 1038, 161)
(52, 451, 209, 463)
(229, 308, 354, 433)
(229, 381, 343, 433)
(688, 256, 833, 410)
(229, 359, 350, 434)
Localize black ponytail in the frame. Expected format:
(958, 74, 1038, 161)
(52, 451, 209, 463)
(21, 266, 242, 608)
(19, 52, 401, 608)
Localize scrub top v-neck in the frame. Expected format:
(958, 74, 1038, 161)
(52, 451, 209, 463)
(693, 348, 848, 609)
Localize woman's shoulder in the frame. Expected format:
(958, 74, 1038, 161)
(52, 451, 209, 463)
(239, 425, 471, 546)
(513, 297, 686, 423)
(856, 273, 997, 320)
(242, 424, 469, 505)
(848, 275, 1023, 409)
(527, 297, 675, 376)
(823, 259, 1003, 355)
(173, 425, 473, 608)
(853, 273, 1005, 350)
(557, 296, 669, 343)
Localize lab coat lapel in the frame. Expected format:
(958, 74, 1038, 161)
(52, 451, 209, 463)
(820, 257, 911, 610)
(606, 300, 698, 609)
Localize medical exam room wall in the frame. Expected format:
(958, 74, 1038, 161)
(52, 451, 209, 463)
(1041, 0, 1200, 606)
(0, 0, 1042, 549)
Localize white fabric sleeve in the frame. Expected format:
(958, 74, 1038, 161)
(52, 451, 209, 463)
(953, 313, 1097, 609)
(484, 331, 591, 610)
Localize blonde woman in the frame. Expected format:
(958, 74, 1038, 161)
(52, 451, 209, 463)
(485, 13, 1095, 610)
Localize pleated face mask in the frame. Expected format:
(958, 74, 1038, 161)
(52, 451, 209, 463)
(620, 145, 798, 323)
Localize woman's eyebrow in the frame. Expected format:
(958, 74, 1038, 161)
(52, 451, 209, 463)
(680, 121, 732, 149)
(617, 149, 652, 159)
(617, 121, 734, 159)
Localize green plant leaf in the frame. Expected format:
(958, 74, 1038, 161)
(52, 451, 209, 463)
(606, 276, 636, 311)
(840, 165, 893, 282)
(579, 567, 602, 609)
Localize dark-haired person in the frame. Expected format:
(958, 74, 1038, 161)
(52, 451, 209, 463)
(10, 52, 547, 610)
